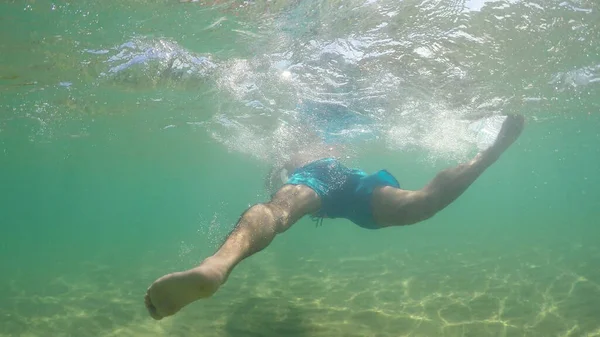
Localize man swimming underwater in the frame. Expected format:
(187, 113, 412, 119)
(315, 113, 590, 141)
(144, 114, 525, 320)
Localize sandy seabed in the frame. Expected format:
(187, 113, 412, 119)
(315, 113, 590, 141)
(2, 238, 599, 337)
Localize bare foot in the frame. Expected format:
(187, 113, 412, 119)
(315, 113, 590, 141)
(489, 114, 525, 157)
(144, 259, 227, 320)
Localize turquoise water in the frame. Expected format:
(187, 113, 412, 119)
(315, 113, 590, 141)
(1, 0, 600, 336)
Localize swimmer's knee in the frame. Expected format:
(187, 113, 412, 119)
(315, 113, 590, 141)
(248, 203, 288, 218)
(411, 190, 441, 222)
(248, 203, 291, 232)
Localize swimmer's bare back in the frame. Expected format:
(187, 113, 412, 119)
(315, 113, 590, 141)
(265, 143, 344, 193)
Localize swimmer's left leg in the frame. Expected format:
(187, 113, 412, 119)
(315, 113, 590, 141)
(144, 184, 320, 320)
(372, 114, 524, 227)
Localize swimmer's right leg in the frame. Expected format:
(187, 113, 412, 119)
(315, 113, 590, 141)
(144, 184, 320, 320)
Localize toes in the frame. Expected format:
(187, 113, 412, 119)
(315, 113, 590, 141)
(501, 114, 525, 134)
(509, 114, 525, 126)
(510, 115, 525, 133)
(144, 294, 163, 321)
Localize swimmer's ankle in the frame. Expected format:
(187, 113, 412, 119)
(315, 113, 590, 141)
(196, 256, 232, 285)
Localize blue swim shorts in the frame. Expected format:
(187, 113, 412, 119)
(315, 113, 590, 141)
(286, 158, 400, 229)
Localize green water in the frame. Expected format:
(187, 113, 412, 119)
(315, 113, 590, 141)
(1, 0, 600, 336)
